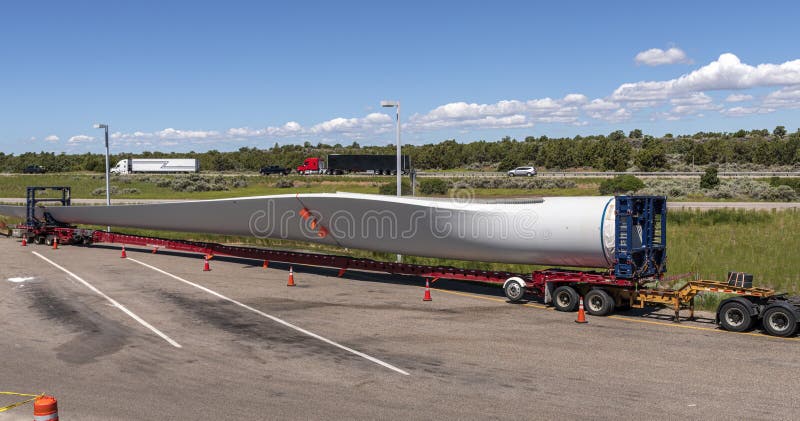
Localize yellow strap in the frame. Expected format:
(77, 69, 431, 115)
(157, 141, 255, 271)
(0, 392, 43, 413)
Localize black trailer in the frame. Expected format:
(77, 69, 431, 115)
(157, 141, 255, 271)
(326, 154, 410, 175)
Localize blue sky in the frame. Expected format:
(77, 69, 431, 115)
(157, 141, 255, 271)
(2, 0, 799, 153)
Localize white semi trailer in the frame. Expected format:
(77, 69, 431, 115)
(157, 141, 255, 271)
(110, 158, 199, 174)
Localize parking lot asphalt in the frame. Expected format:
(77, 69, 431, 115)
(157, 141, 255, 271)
(1, 237, 798, 420)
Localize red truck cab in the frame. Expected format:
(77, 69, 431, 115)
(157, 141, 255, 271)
(297, 157, 326, 174)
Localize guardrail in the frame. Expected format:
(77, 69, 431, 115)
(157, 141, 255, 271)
(415, 171, 800, 178)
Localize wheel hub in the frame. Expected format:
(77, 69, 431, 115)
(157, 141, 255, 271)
(768, 312, 789, 331)
(725, 309, 744, 327)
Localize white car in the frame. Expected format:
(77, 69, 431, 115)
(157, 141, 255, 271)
(507, 166, 537, 177)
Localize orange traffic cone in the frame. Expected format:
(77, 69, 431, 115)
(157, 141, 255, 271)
(152, 246, 158, 254)
(287, 266, 296, 286)
(120, 245, 127, 258)
(423, 279, 432, 301)
(52, 237, 58, 250)
(203, 256, 211, 272)
(575, 296, 588, 324)
(21, 236, 27, 246)
(262, 260, 269, 269)
(33, 395, 58, 421)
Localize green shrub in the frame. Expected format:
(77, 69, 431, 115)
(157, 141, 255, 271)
(419, 178, 450, 195)
(768, 177, 800, 192)
(599, 175, 645, 195)
(700, 167, 720, 189)
(275, 179, 294, 188)
(91, 186, 119, 196)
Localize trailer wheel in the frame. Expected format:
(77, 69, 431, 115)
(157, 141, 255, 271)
(504, 279, 526, 302)
(553, 286, 579, 312)
(762, 306, 797, 337)
(719, 302, 752, 332)
(584, 289, 615, 316)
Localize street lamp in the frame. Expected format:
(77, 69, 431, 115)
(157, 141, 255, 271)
(381, 100, 401, 263)
(93, 123, 111, 232)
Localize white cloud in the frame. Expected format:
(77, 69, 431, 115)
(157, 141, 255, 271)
(762, 86, 800, 109)
(613, 53, 800, 102)
(583, 99, 620, 111)
(562, 93, 588, 104)
(156, 128, 219, 139)
(408, 94, 594, 130)
(725, 93, 753, 102)
(309, 113, 393, 135)
(44, 135, 60, 142)
(68, 135, 95, 143)
(580, 99, 631, 121)
(721, 106, 775, 117)
(670, 92, 713, 106)
(635, 47, 692, 66)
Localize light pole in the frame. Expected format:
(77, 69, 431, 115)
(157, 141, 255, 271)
(381, 100, 402, 263)
(94, 123, 111, 232)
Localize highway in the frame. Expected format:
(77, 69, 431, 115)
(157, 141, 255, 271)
(417, 170, 800, 178)
(2, 170, 800, 178)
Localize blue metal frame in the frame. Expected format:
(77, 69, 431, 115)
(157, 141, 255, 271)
(614, 195, 667, 279)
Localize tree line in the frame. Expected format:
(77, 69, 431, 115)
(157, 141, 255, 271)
(1, 126, 797, 173)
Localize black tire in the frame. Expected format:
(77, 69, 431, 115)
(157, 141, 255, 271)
(527, 172, 533, 177)
(719, 302, 753, 332)
(508, 173, 515, 177)
(761, 306, 798, 337)
(504, 280, 526, 302)
(584, 289, 615, 316)
(44, 236, 53, 246)
(553, 285, 579, 312)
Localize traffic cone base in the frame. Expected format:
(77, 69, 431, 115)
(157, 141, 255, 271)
(287, 266, 296, 286)
(423, 279, 432, 301)
(120, 245, 127, 258)
(575, 296, 588, 324)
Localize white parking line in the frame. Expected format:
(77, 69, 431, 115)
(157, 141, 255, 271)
(32, 251, 182, 349)
(127, 257, 410, 376)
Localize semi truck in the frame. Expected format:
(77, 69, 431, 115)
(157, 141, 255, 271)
(5, 189, 799, 337)
(110, 158, 199, 174)
(297, 155, 411, 175)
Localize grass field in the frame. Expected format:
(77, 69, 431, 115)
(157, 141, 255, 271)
(0, 173, 603, 200)
(667, 209, 800, 293)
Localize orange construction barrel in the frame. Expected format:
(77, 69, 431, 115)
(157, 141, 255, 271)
(33, 395, 58, 421)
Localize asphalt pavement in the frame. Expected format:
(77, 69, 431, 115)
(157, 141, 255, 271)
(1, 238, 798, 420)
